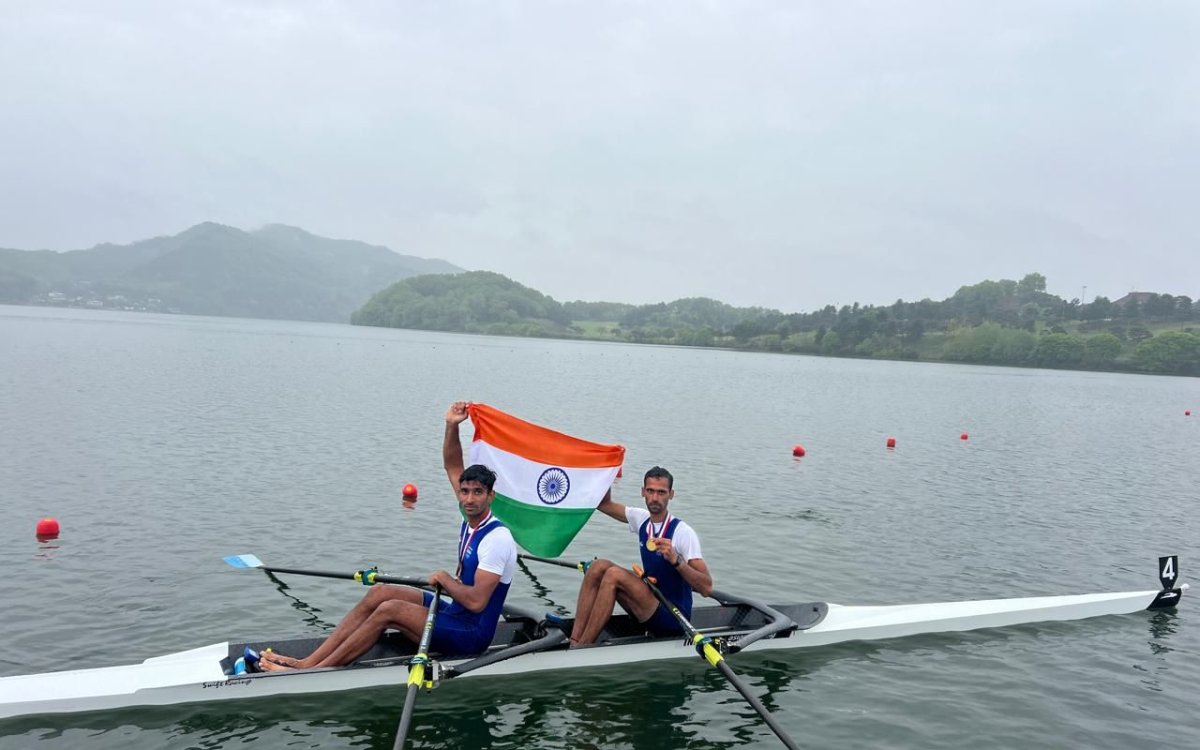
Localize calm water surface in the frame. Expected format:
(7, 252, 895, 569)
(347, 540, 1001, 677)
(1, 305, 1198, 749)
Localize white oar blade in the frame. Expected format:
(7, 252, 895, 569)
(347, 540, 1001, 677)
(223, 554, 264, 570)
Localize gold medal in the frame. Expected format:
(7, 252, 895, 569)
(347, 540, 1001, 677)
(645, 538, 657, 551)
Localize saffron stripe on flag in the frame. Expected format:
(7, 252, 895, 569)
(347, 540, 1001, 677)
(469, 403, 624, 468)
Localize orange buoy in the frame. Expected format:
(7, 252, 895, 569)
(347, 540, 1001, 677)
(36, 517, 60, 539)
(402, 483, 418, 501)
(792, 444, 806, 457)
(960, 432, 969, 440)
(886, 437, 896, 449)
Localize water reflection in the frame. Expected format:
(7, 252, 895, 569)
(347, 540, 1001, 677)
(263, 571, 337, 631)
(515, 558, 574, 617)
(1146, 608, 1178, 655)
(33, 539, 59, 560)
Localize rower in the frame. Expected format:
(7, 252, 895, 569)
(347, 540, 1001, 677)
(569, 466, 713, 646)
(259, 401, 518, 670)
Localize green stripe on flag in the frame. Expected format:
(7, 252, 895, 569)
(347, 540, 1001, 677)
(491, 493, 596, 557)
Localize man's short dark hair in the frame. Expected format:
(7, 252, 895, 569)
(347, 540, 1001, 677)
(459, 464, 497, 491)
(643, 466, 673, 489)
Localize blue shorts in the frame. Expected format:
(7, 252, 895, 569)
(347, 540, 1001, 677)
(421, 591, 491, 655)
(644, 605, 684, 636)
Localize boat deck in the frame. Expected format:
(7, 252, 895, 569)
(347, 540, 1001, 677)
(222, 601, 828, 675)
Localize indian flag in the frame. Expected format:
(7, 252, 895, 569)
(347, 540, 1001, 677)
(468, 403, 625, 556)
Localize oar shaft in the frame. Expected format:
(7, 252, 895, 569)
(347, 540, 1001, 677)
(716, 661, 800, 750)
(393, 683, 420, 749)
(261, 565, 428, 588)
(518, 553, 591, 572)
(635, 568, 800, 750)
(393, 584, 442, 750)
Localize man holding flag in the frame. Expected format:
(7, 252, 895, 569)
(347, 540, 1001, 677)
(569, 467, 713, 646)
(459, 403, 707, 646)
(260, 401, 517, 670)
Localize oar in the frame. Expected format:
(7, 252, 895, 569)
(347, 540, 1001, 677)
(517, 552, 595, 572)
(633, 564, 801, 750)
(392, 584, 442, 750)
(224, 554, 429, 588)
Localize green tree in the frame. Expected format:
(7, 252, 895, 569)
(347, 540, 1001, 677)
(1084, 295, 1114, 321)
(950, 280, 1019, 324)
(1031, 333, 1086, 368)
(1017, 272, 1047, 298)
(1083, 333, 1122, 368)
(1143, 293, 1177, 319)
(1132, 331, 1200, 375)
(1175, 296, 1194, 321)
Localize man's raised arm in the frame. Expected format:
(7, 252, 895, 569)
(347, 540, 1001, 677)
(596, 488, 627, 522)
(443, 401, 470, 490)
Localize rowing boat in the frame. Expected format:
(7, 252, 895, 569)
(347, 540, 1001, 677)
(0, 556, 1183, 721)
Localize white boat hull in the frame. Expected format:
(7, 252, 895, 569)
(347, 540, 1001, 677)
(0, 585, 1181, 721)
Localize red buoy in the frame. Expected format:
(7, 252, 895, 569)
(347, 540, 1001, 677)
(792, 444, 806, 457)
(886, 437, 896, 449)
(402, 483, 418, 501)
(1187, 411, 1192, 417)
(36, 517, 60, 539)
(960, 432, 969, 440)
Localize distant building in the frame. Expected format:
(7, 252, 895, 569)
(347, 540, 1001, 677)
(1113, 292, 1155, 307)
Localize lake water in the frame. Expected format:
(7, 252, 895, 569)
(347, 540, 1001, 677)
(1, 304, 1198, 749)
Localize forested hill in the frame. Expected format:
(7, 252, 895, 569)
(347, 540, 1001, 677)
(352, 271, 783, 341)
(352, 271, 574, 335)
(353, 271, 1200, 376)
(0, 223, 462, 322)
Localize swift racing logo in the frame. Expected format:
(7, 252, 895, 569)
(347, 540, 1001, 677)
(202, 678, 253, 689)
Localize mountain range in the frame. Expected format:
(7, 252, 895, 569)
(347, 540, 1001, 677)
(0, 223, 462, 322)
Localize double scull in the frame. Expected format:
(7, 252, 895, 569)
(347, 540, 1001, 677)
(0, 555, 1182, 721)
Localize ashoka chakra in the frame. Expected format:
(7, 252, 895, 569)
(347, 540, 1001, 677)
(537, 467, 570, 505)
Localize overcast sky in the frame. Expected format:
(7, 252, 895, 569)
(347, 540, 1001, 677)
(1, 1, 1196, 311)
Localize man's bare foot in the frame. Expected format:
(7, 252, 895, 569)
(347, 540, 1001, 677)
(260, 650, 304, 669)
(258, 657, 297, 672)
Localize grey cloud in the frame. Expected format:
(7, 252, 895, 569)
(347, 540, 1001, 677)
(1, 1, 1196, 310)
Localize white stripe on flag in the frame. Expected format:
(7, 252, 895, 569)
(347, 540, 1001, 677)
(472, 442, 618, 511)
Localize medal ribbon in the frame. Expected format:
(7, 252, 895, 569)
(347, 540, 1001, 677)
(457, 512, 493, 577)
(646, 513, 672, 550)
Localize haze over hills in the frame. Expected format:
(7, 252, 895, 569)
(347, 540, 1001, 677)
(0, 223, 462, 322)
